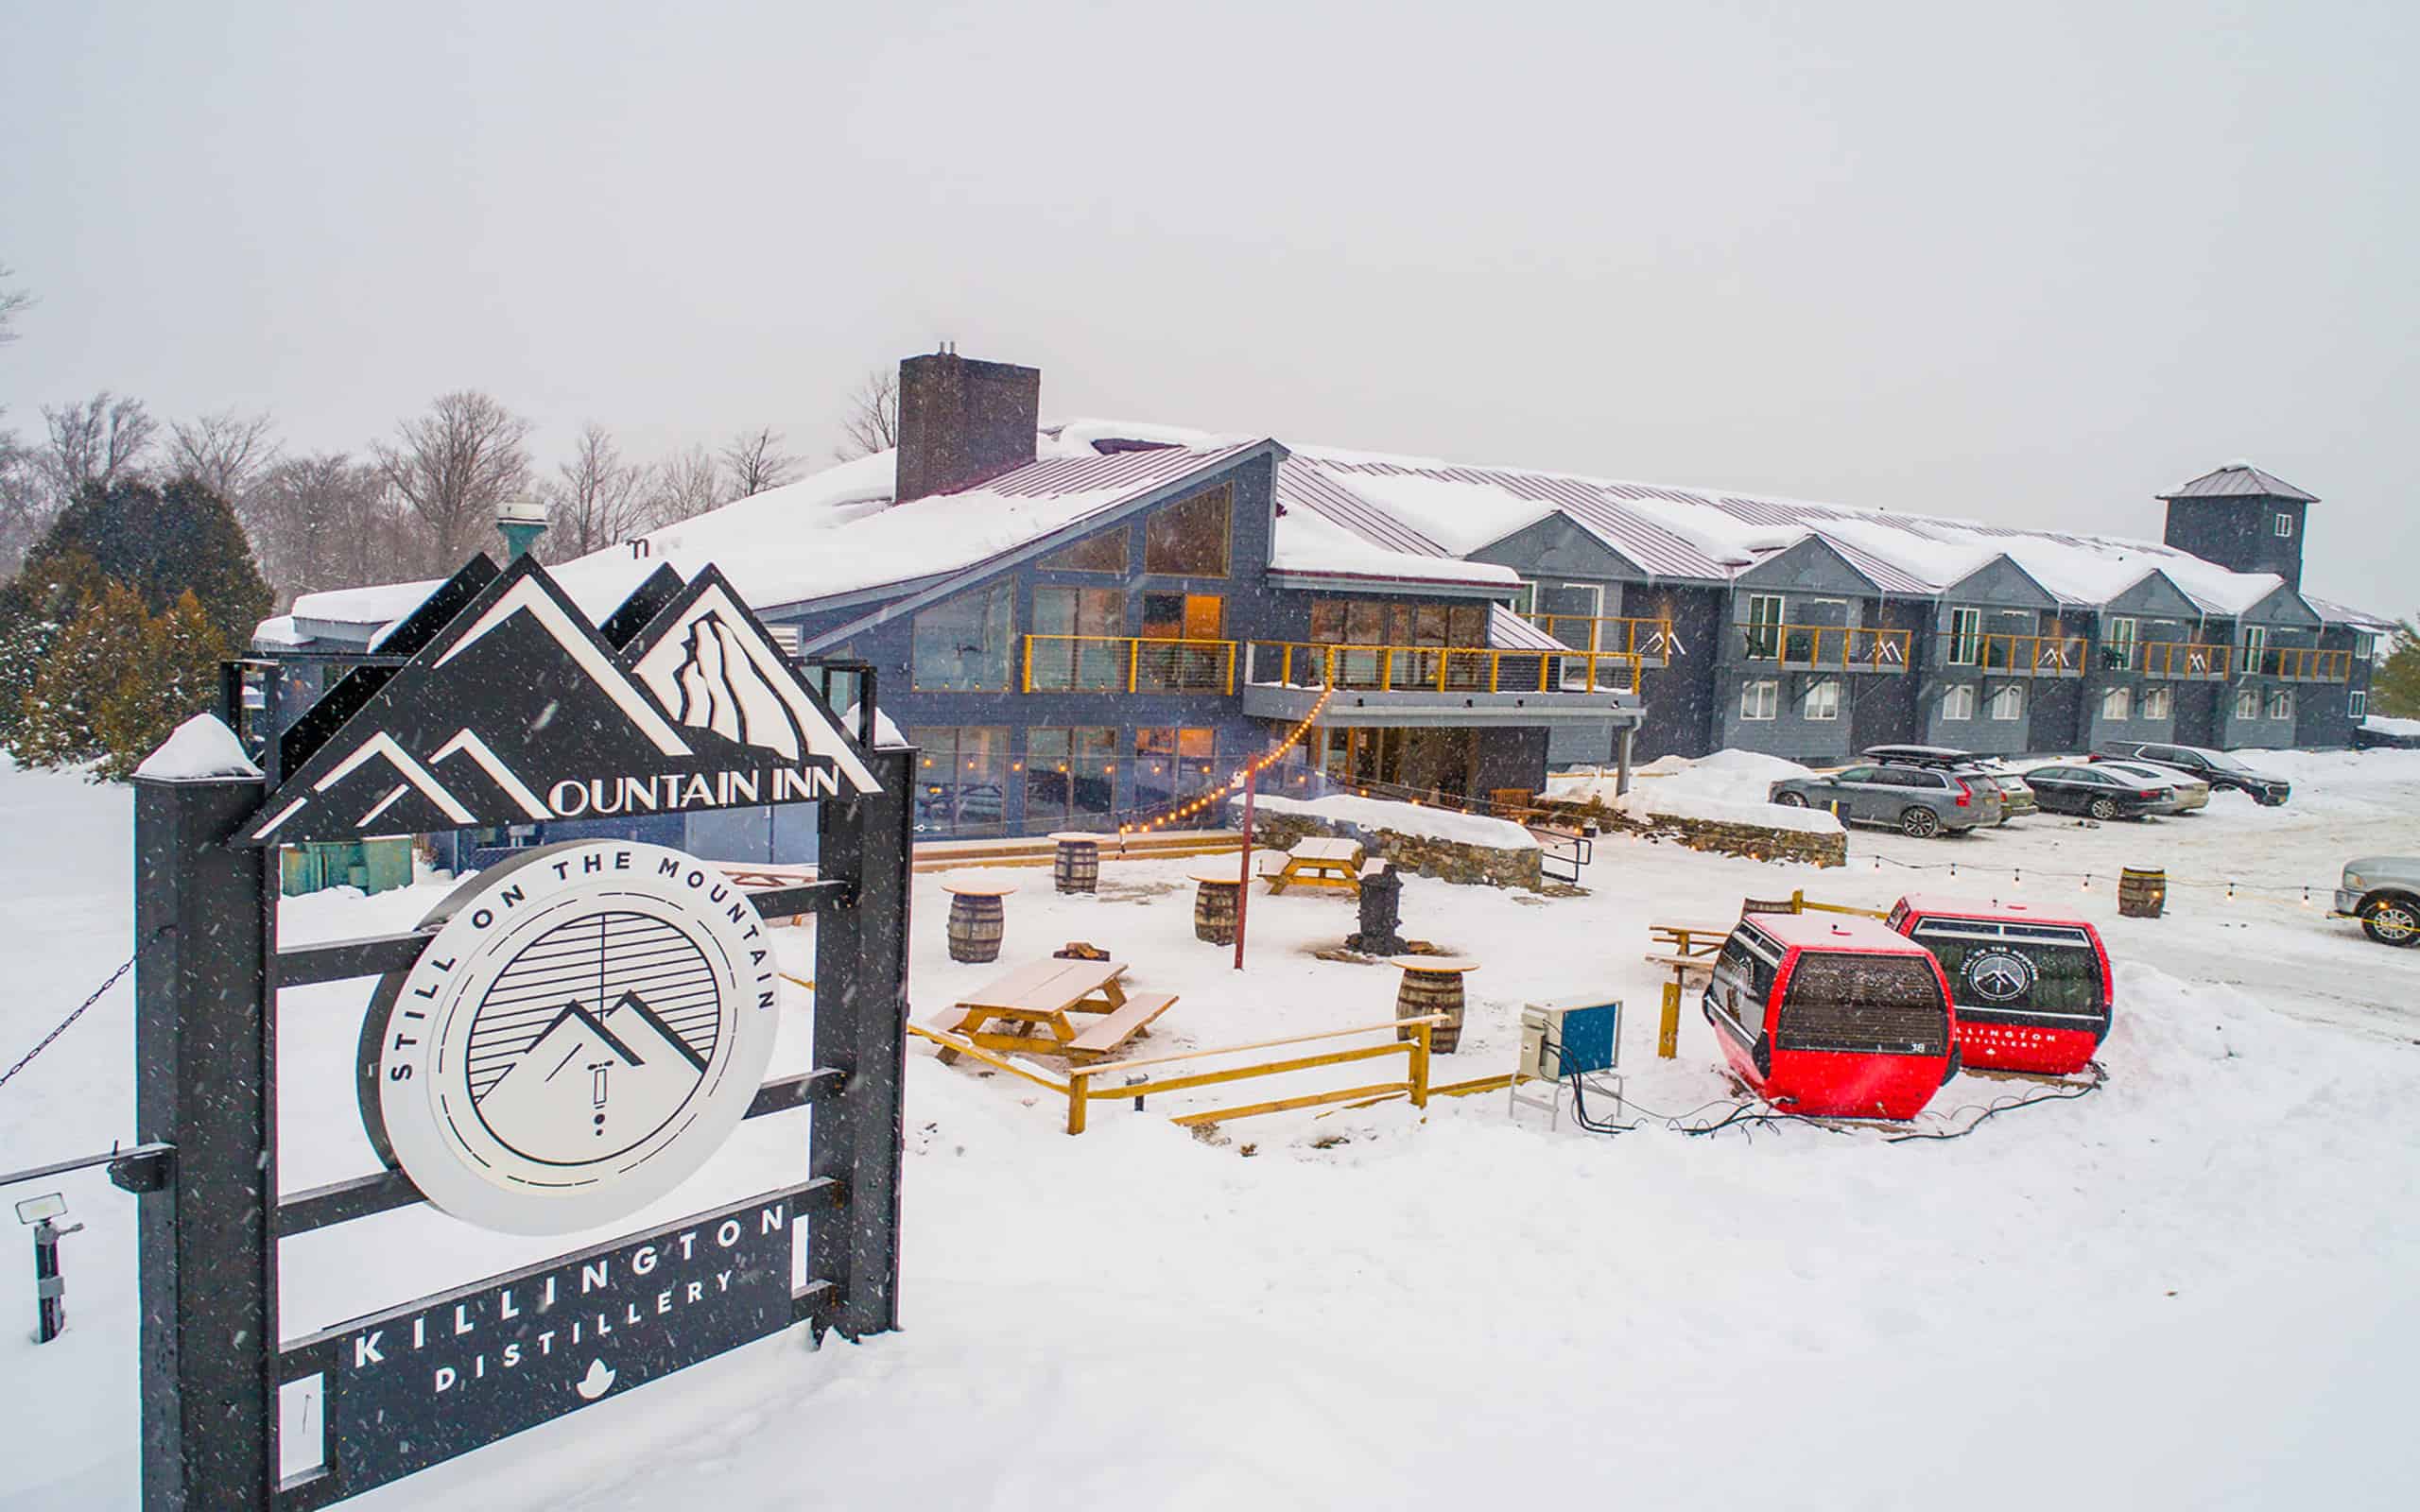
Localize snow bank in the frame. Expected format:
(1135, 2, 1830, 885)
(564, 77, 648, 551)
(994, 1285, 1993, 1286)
(1548, 750, 1840, 834)
(132, 714, 261, 781)
(2363, 714, 2420, 737)
(1236, 791, 1540, 850)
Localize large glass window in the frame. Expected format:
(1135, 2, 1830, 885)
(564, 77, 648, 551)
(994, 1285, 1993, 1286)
(1946, 607, 1983, 666)
(911, 584, 1014, 691)
(1026, 727, 1118, 831)
(1143, 484, 1232, 576)
(2241, 626, 2269, 673)
(1744, 594, 1786, 660)
(1133, 727, 1219, 815)
(1039, 529, 1129, 575)
(2101, 617, 2137, 671)
(1029, 586, 1126, 691)
(908, 726, 1010, 834)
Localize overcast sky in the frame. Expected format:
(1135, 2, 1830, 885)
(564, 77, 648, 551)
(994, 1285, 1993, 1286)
(3, 0, 2411, 612)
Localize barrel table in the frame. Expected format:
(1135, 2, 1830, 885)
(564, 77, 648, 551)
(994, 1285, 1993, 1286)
(1049, 833, 1101, 895)
(942, 878, 1017, 963)
(2118, 867, 2166, 919)
(1390, 955, 1478, 1055)
(1189, 869, 1244, 945)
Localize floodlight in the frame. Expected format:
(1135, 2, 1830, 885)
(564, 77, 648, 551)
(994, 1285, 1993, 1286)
(14, 1193, 67, 1226)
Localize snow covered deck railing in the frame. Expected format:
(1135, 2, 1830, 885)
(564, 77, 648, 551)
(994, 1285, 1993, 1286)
(1246, 639, 1642, 696)
(1729, 623, 1911, 673)
(1021, 633, 1236, 695)
(1520, 611, 1675, 666)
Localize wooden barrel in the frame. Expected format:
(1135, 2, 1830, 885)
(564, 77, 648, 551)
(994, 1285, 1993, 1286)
(1192, 879, 1239, 945)
(1053, 838, 1098, 894)
(946, 893, 1005, 963)
(1395, 969, 1466, 1055)
(2118, 867, 2166, 919)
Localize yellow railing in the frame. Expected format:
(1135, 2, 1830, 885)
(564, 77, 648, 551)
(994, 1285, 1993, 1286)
(1251, 640, 1641, 696)
(1022, 635, 1236, 695)
(909, 1015, 1444, 1135)
(1971, 631, 2086, 678)
(2100, 640, 2233, 679)
(1734, 623, 1911, 672)
(2257, 646, 2353, 683)
(1522, 613, 1677, 664)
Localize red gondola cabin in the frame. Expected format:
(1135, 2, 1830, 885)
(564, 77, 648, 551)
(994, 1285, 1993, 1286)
(1702, 913, 1959, 1121)
(1886, 895, 2112, 1077)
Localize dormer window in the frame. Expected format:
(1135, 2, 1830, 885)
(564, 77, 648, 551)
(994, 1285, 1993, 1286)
(2273, 513, 2293, 538)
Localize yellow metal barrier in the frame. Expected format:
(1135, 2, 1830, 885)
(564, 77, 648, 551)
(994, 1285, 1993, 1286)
(2258, 645, 2353, 682)
(1022, 634, 1236, 695)
(1522, 613, 1676, 663)
(1975, 631, 2087, 678)
(1736, 623, 1911, 672)
(1252, 641, 1640, 696)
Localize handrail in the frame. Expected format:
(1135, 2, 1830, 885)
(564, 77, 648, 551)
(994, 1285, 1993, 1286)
(1068, 1013, 1449, 1075)
(1248, 640, 1641, 696)
(1522, 613, 1677, 661)
(1022, 634, 1236, 695)
(2257, 645, 2353, 682)
(1734, 623, 1910, 672)
(1974, 631, 2087, 677)
(2108, 640, 2233, 679)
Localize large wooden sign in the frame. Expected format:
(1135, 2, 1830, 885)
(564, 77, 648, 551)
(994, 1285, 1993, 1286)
(128, 556, 914, 1510)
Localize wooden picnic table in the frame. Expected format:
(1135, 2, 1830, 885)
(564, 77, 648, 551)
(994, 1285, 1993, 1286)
(923, 956, 1177, 1063)
(1262, 836, 1366, 897)
(1644, 919, 1736, 1062)
(1648, 919, 1737, 962)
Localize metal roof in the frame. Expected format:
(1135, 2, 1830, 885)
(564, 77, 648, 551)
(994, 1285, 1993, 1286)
(2157, 461, 2319, 503)
(1275, 457, 1455, 557)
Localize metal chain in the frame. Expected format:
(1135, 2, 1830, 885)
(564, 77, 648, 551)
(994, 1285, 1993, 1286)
(0, 955, 134, 1093)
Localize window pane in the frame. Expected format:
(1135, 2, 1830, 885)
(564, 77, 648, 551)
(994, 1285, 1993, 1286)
(1310, 600, 1344, 644)
(1414, 604, 1448, 645)
(1143, 484, 1232, 576)
(911, 585, 1014, 691)
(1345, 600, 1386, 644)
(1039, 529, 1129, 575)
(1448, 604, 1488, 645)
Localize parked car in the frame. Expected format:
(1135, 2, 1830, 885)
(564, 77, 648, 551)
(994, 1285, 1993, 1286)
(2334, 856, 2420, 947)
(2090, 742, 2291, 806)
(2090, 760, 2210, 814)
(2021, 764, 2170, 820)
(1860, 745, 2037, 820)
(1770, 762, 2005, 837)
(1703, 911, 1959, 1119)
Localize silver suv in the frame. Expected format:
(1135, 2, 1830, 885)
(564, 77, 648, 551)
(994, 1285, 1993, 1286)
(1771, 763, 2006, 838)
(2336, 857, 2420, 947)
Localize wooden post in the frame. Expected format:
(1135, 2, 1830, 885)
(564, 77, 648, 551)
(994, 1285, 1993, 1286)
(1658, 979, 1681, 1059)
(1233, 765, 1257, 971)
(1066, 1069, 1091, 1135)
(1409, 1020, 1431, 1108)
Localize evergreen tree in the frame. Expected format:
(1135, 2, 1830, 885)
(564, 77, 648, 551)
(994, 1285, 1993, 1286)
(20, 474, 271, 650)
(2373, 619, 2420, 719)
(93, 590, 229, 779)
(15, 579, 150, 768)
(0, 549, 109, 751)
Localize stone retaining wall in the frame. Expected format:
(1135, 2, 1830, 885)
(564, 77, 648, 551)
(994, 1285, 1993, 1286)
(1248, 812, 1544, 891)
(1533, 799, 1847, 868)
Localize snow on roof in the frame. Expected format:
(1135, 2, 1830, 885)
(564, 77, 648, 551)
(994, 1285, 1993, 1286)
(1813, 519, 2000, 594)
(2306, 594, 2395, 631)
(134, 713, 262, 782)
(1270, 502, 1519, 588)
(2159, 460, 2318, 503)
(1301, 464, 1558, 558)
(1489, 604, 1565, 651)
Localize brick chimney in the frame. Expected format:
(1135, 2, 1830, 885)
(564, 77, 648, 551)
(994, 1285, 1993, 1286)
(893, 350, 1041, 505)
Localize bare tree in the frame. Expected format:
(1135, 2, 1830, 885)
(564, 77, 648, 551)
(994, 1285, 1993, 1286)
(541, 424, 655, 559)
(246, 451, 424, 607)
(41, 392, 158, 496)
(374, 391, 532, 572)
(717, 424, 802, 500)
(645, 444, 725, 526)
(836, 369, 899, 460)
(169, 409, 281, 506)
(0, 262, 29, 347)
(0, 430, 43, 573)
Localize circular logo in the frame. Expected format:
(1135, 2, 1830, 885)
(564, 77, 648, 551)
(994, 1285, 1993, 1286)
(360, 841, 780, 1235)
(1962, 948, 2037, 1005)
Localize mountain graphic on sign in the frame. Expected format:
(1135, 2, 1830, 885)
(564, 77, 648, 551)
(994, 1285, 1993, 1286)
(475, 991, 710, 1166)
(245, 556, 880, 846)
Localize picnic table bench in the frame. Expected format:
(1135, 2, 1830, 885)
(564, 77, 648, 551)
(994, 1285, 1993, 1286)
(1261, 837, 1367, 896)
(1646, 918, 1735, 969)
(923, 956, 1177, 1063)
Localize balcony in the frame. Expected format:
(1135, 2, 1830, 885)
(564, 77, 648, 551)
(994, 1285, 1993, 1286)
(1521, 613, 1676, 668)
(2098, 641, 2233, 680)
(1732, 623, 1910, 674)
(2256, 646, 2354, 683)
(1021, 635, 1236, 695)
(1240, 640, 1645, 730)
(1949, 631, 2087, 679)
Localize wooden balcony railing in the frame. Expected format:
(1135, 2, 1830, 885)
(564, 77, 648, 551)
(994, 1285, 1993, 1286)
(1022, 635, 1236, 695)
(1733, 623, 1910, 673)
(2256, 646, 2354, 683)
(1966, 631, 2087, 678)
(1249, 641, 1641, 696)
(1521, 613, 1677, 665)
(2099, 641, 2233, 680)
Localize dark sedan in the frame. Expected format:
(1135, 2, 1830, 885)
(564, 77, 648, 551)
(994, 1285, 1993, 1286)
(2024, 764, 2171, 820)
(2089, 741, 2291, 806)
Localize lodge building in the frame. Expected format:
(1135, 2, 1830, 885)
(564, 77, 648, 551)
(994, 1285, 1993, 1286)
(258, 352, 2388, 855)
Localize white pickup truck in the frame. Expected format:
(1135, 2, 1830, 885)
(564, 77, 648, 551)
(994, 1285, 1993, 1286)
(2336, 857, 2420, 947)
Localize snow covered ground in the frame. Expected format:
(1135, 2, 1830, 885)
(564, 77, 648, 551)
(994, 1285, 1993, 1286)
(3, 752, 2418, 1509)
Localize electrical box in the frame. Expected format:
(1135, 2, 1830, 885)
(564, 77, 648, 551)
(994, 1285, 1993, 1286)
(1519, 997, 1621, 1080)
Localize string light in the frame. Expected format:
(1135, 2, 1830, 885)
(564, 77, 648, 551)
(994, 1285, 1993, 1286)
(2225, 880, 2237, 902)
(2012, 867, 2022, 887)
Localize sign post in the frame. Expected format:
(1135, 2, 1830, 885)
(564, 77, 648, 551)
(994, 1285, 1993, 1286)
(126, 554, 914, 1509)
